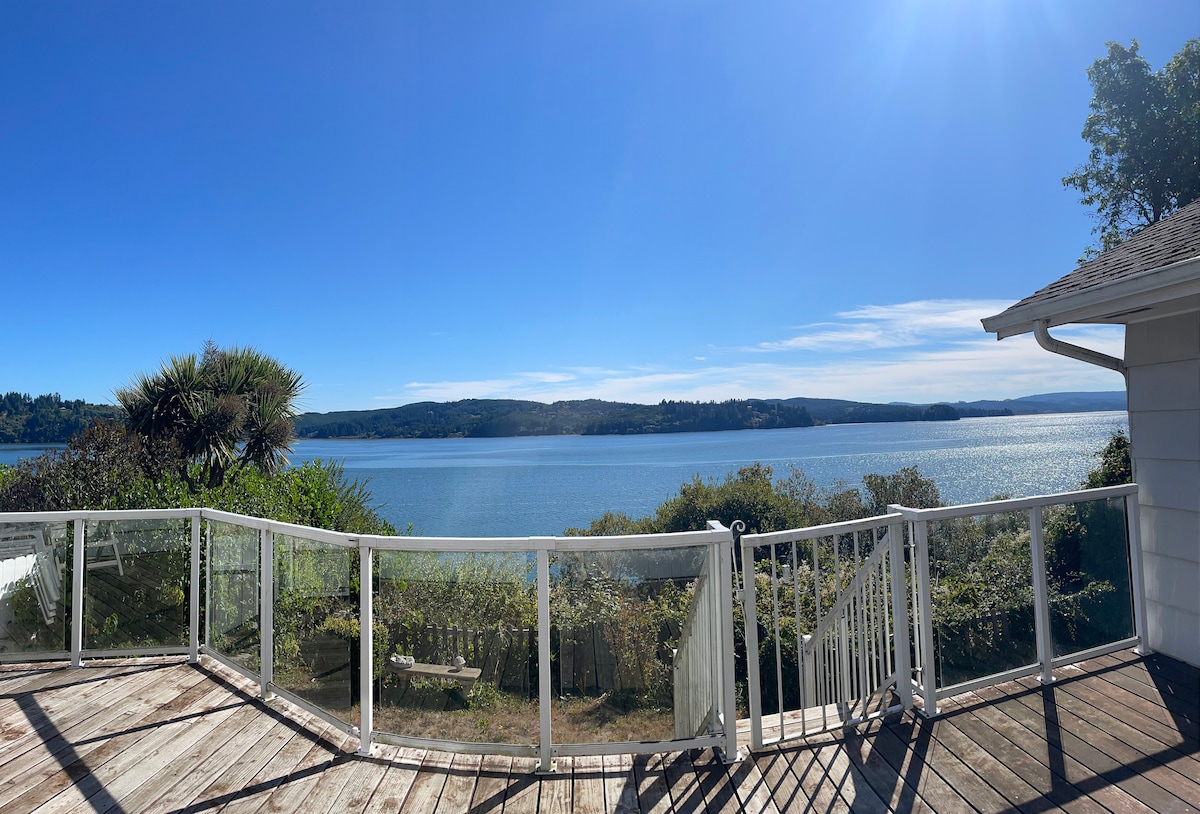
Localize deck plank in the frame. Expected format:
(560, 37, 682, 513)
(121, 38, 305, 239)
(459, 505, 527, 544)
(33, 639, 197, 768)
(973, 684, 1158, 814)
(720, 748, 780, 814)
(632, 752, 674, 814)
(0, 650, 1197, 813)
(691, 746, 743, 814)
(361, 746, 425, 814)
(1007, 677, 1200, 813)
(571, 754, 606, 814)
(27, 680, 253, 813)
(753, 747, 809, 812)
(536, 757, 572, 814)
(0, 664, 218, 812)
(0, 660, 192, 767)
(937, 693, 1087, 814)
(601, 752, 640, 814)
(812, 739, 891, 814)
(399, 746, 455, 814)
(112, 700, 275, 813)
(500, 756, 541, 814)
(928, 698, 1069, 813)
(326, 743, 402, 814)
(836, 723, 934, 814)
(437, 752, 482, 814)
(661, 748, 705, 812)
(467, 752, 511, 814)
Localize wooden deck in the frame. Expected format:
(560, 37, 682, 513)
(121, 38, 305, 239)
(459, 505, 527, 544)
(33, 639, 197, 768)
(0, 649, 1196, 813)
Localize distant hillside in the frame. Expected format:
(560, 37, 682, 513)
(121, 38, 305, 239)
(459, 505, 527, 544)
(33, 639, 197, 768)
(0, 392, 123, 444)
(294, 396, 967, 439)
(294, 398, 822, 439)
(951, 391, 1126, 417)
(293, 391, 1129, 440)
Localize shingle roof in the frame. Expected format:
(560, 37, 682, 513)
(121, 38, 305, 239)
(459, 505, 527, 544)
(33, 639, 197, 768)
(1006, 199, 1200, 313)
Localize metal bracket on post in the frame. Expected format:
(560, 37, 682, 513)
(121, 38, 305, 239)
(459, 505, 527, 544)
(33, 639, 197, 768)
(1030, 506, 1055, 685)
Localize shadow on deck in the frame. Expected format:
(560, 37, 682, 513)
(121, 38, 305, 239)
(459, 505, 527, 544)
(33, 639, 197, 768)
(0, 648, 1196, 813)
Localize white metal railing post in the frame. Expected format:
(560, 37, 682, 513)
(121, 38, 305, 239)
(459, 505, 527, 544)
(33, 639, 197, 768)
(536, 542, 554, 773)
(71, 519, 85, 667)
(741, 536, 763, 750)
(1029, 506, 1054, 684)
(358, 541, 373, 756)
(912, 519, 937, 716)
(260, 528, 274, 700)
(887, 522, 912, 710)
(190, 515, 201, 664)
(716, 531, 739, 762)
(1125, 495, 1151, 655)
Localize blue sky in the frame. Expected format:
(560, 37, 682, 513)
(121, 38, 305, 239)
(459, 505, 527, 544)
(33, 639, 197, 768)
(2, 2, 1196, 413)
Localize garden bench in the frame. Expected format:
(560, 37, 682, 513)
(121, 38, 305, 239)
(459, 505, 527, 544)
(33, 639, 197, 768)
(386, 660, 482, 693)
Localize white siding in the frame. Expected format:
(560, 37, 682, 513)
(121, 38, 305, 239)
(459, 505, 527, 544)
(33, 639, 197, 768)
(1126, 312, 1200, 667)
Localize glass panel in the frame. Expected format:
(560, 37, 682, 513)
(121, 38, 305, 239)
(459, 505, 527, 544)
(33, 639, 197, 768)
(84, 518, 190, 650)
(1046, 497, 1135, 657)
(272, 534, 354, 724)
(550, 545, 706, 745)
(207, 521, 260, 673)
(0, 520, 72, 655)
(373, 550, 538, 746)
(928, 510, 1036, 688)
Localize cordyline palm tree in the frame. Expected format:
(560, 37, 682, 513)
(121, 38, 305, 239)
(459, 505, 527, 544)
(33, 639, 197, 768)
(116, 343, 305, 489)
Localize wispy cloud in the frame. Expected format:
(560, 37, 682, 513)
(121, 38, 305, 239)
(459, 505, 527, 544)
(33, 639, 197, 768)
(376, 301, 1126, 406)
(751, 299, 1016, 353)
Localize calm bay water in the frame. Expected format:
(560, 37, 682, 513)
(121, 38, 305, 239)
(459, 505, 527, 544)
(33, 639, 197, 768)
(0, 412, 1129, 537)
(291, 411, 1128, 537)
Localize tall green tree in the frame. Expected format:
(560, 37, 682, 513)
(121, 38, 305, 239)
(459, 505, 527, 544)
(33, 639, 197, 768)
(116, 343, 304, 488)
(1063, 39, 1200, 259)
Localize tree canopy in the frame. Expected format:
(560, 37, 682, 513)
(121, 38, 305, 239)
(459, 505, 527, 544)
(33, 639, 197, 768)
(115, 343, 304, 489)
(1063, 39, 1200, 259)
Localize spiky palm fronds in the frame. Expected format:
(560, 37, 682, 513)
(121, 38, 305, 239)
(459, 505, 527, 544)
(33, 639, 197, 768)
(116, 344, 305, 489)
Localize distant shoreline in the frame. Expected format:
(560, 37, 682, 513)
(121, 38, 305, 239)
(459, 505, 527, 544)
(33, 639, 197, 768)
(293, 392, 1127, 442)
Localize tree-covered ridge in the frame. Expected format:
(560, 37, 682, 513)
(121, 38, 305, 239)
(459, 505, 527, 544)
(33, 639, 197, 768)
(293, 397, 968, 439)
(0, 392, 122, 443)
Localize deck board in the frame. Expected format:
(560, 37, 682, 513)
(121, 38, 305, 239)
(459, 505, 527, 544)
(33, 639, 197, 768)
(0, 650, 1196, 812)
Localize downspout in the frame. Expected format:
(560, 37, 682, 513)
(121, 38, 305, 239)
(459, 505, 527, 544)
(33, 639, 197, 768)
(1032, 319, 1126, 378)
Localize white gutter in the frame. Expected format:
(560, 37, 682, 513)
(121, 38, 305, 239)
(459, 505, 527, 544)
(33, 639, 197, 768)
(983, 255, 1200, 339)
(1033, 319, 1126, 376)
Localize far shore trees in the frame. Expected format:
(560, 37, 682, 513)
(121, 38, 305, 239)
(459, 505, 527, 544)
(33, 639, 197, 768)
(1064, 38, 1200, 258)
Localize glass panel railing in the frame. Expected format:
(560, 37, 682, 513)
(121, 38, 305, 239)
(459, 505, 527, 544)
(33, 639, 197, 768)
(207, 521, 260, 673)
(550, 545, 706, 746)
(373, 549, 539, 746)
(272, 534, 354, 724)
(84, 518, 190, 650)
(927, 510, 1037, 688)
(1045, 496, 1135, 658)
(0, 520, 72, 655)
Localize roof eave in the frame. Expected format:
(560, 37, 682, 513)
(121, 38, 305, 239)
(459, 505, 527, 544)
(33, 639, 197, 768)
(982, 254, 1200, 340)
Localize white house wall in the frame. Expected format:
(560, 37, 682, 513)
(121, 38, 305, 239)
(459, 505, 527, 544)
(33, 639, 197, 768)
(1126, 313, 1200, 667)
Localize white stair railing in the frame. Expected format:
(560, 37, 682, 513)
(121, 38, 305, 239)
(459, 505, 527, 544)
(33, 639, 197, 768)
(741, 514, 910, 749)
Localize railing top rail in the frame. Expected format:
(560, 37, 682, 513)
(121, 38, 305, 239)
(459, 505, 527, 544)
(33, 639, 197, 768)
(0, 506, 732, 553)
(0, 507, 202, 524)
(888, 482, 1138, 522)
(741, 512, 902, 548)
(365, 526, 731, 553)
